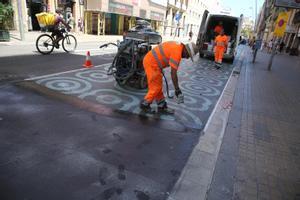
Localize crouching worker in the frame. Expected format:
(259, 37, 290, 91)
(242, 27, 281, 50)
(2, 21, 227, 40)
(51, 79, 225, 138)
(213, 29, 228, 69)
(140, 41, 198, 114)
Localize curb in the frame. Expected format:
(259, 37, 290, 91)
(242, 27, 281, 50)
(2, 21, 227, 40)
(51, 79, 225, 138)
(167, 48, 246, 200)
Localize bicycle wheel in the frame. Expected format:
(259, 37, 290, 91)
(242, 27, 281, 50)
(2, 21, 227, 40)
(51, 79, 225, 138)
(36, 34, 54, 55)
(62, 35, 77, 53)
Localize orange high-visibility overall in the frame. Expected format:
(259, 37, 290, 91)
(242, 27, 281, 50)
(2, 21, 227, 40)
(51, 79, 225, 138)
(143, 41, 184, 103)
(214, 35, 228, 63)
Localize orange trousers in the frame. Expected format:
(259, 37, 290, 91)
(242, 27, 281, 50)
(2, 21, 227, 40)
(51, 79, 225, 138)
(143, 56, 165, 103)
(214, 47, 225, 63)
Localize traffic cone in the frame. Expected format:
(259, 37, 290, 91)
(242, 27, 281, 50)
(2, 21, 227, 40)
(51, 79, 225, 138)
(83, 51, 93, 68)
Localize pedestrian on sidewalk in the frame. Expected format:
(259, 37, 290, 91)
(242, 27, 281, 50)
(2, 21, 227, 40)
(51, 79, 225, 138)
(140, 41, 198, 113)
(268, 39, 273, 53)
(279, 41, 285, 53)
(67, 13, 75, 31)
(213, 29, 228, 69)
(78, 18, 83, 32)
(189, 31, 193, 41)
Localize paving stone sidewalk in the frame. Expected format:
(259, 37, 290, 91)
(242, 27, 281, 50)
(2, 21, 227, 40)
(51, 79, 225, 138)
(207, 48, 300, 200)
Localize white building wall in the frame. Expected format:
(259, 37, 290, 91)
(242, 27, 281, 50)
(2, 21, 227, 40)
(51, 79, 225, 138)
(185, 0, 210, 38)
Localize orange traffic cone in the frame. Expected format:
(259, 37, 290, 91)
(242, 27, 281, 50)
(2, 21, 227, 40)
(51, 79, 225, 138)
(83, 51, 93, 68)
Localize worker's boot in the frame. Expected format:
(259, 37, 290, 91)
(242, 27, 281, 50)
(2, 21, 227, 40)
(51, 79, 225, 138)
(140, 100, 152, 112)
(215, 62, 221, 69)
(157, 100, 174, 114)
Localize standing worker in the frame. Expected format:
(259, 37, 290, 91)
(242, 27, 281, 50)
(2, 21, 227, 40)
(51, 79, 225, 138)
(140, 41, 198, 113)
(214, 21, 224, 36)
(213, 29, 228, 69)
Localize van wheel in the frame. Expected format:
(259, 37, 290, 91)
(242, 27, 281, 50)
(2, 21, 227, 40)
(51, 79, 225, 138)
(199, 53, 204, 58)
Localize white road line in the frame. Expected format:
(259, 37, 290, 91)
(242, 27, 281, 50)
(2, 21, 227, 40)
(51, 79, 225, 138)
(25, 63, 111, 81)
(203, 49, 245, 133)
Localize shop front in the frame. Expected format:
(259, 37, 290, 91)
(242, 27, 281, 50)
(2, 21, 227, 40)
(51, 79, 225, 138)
(84, 11, 105, 35)
(26, 0, 76, 31)
(26, 0, 47, 30)
(150, 11, 164, 33)
(106, 0, 133, 35)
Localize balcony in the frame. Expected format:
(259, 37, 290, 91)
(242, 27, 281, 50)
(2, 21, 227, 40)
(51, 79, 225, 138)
(168, 0, 175, 6)
(181, 4, 187, 11)
(168, 0, 182, 9)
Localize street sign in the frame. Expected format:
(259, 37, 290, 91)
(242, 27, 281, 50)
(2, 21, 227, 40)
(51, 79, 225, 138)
(175, 13, 181, 21)
(275, 0, 300, 9)
(274, 11, 290, 37)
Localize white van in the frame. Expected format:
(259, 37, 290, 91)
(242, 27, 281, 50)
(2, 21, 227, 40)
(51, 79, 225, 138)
(196, 10, 243, 63)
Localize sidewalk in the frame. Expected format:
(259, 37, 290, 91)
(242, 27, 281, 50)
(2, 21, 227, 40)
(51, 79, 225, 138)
(0, 31, 191, 57)
(207, 48, 300, 200)
(1, 30, 191, 46)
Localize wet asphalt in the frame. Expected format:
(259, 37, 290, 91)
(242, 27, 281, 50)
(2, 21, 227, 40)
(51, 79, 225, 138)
(0, 51, 236, 200)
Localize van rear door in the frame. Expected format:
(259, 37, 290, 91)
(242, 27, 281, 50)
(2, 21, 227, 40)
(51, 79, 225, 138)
(196, 10, 209, 47)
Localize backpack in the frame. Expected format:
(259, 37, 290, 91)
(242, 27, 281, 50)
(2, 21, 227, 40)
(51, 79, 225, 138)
(36, 12, 55, 27)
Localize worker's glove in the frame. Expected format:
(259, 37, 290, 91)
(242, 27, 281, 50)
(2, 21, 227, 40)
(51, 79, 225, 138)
(175, 89, 184, 104)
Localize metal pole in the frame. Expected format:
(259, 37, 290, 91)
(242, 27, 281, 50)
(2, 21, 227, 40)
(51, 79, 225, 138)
(255, 0, 257, 23)
(268, 41, 276, 70)
(17, 0, 25, 41)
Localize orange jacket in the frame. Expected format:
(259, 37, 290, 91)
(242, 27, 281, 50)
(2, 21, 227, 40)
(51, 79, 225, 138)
(145, 41, 184, 71)
(215, 35, 228, 49)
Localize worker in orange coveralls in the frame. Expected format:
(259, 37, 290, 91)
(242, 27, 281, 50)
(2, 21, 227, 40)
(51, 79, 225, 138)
(214, 21, 224, 36)
(140, 41, 198, 113)
(213, 29, 228, 69)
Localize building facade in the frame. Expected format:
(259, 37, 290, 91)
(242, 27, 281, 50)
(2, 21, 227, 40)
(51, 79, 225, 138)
(10, 0, 81, 32)
(84, 0, 166, 35)
(9, 0, 166, 35)
(163, 0, 187, 37)
(256, 0, 300, 54)
(184, 0, 209, 38)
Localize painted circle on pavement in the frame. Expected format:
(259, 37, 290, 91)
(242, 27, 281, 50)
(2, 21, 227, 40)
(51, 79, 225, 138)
(36, 77, 92, 94)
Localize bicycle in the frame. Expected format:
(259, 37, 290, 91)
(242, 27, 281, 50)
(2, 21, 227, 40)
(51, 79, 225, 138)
(36, 28, 77, 55)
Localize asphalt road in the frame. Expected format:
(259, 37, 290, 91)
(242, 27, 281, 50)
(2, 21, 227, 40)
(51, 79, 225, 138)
(0, 47, 237, 199)
(0, 52, 115, 82)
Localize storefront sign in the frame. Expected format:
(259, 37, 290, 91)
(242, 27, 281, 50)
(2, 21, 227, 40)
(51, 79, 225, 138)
(150, 11, 164, 21)
(109, 0, 133, 16)
(275, 0, 300, 9)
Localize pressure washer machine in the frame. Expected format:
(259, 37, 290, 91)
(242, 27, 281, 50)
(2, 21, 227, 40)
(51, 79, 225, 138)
(100, 20, 162, 89)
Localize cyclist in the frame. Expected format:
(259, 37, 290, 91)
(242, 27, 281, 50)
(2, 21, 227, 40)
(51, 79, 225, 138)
(51, 8, 71, 48)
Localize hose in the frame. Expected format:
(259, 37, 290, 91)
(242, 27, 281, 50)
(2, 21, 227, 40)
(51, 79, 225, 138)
(161, 69, 174, 99)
